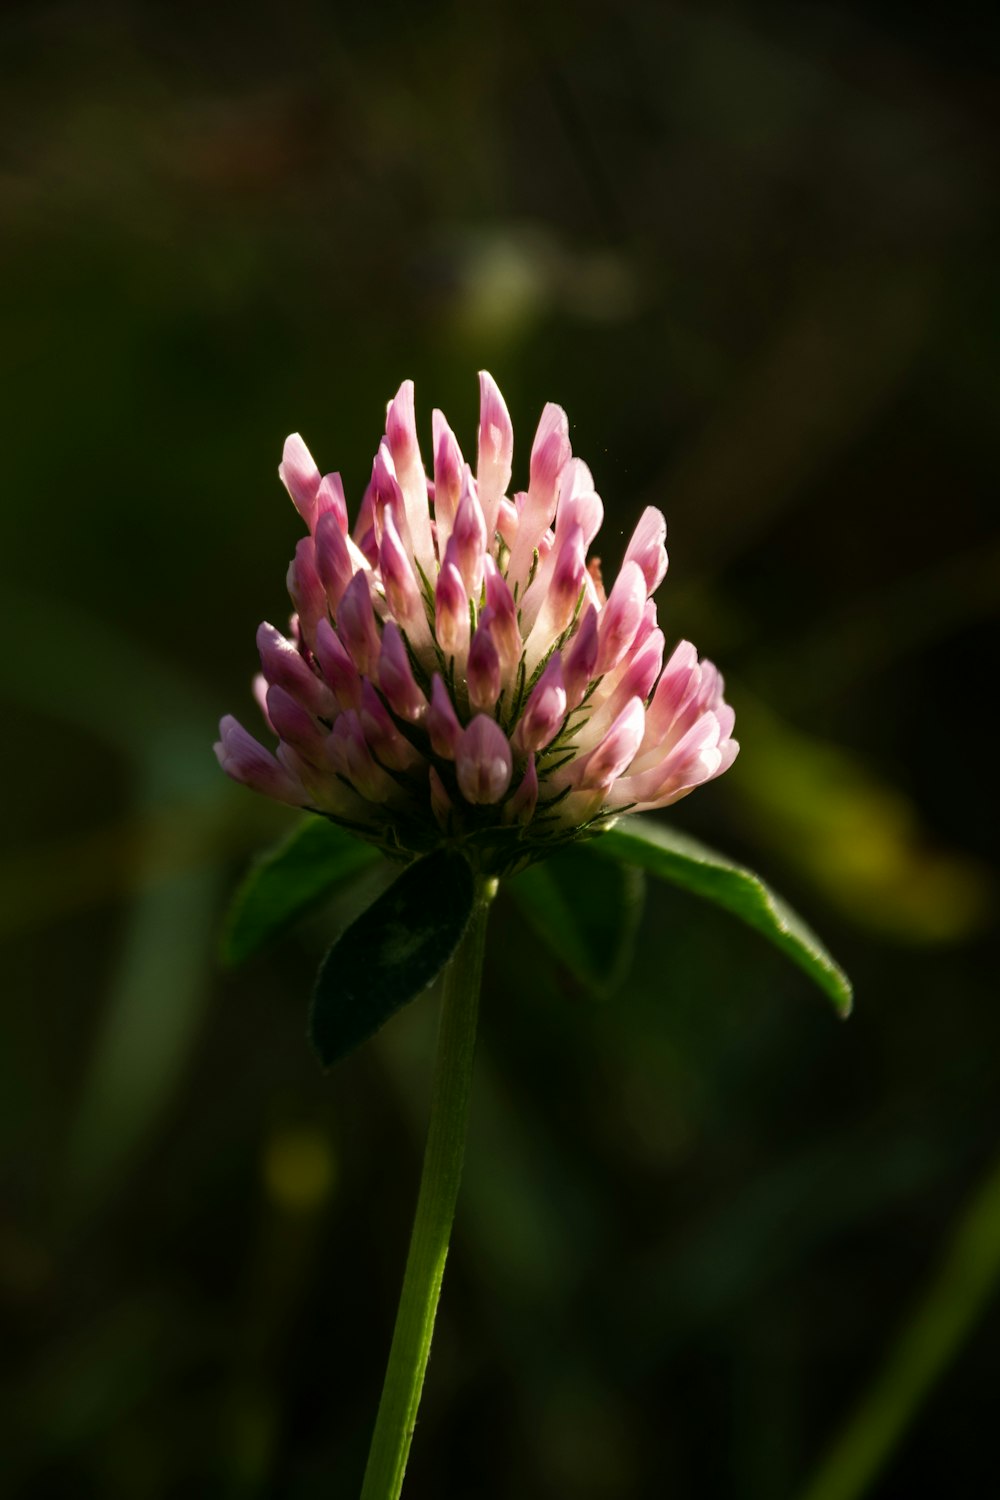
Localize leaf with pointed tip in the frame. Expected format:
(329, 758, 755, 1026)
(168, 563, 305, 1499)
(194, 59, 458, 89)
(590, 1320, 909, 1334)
(222, 817, 384, 967)
(587, 816, 853, 1016)
(310, 850, 475, 1066)
(507, 846, 646, 997)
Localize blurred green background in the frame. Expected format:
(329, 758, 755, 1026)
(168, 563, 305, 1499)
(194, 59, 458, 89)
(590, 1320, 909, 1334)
(2, 1, 998, 1496)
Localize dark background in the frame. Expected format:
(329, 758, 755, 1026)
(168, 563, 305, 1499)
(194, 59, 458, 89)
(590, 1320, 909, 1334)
(2, 2, 999, 1496)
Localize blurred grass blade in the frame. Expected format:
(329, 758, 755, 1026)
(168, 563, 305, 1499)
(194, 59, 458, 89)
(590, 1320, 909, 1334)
(721, 695, 994, 944)
(310, 850, 475, 1066)
(507, 846, 645, 997)
(223, 816, 386, 966)
(589, 816, 852, 1016)
(64, 760, 222, 1220)
(0, 583, 216, 752)
(797, 1147, 1000, 1500)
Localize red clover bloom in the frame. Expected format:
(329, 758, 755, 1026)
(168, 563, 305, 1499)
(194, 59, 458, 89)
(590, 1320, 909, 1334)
(216, 374, 738, 872)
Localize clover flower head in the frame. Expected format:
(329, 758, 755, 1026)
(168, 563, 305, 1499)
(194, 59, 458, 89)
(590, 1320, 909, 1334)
(216, 374, 738, 873)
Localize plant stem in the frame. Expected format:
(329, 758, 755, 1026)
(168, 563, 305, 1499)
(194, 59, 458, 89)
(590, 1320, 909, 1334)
(360, 876, 496, 1500)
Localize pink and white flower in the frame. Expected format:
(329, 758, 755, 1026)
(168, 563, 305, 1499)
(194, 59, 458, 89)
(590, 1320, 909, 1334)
(216, 374, 738, 870)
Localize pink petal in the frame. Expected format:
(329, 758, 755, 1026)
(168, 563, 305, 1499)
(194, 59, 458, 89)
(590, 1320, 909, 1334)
(335, 570, 381, 677)
(518, 467, 603, 641)
(623, 507, 668, 595)
(215, 715, 309, 807)
(385, 378, 419, 469)
(554, 460, 603, 550)
(252, 672, 274, 732)
(360, 680, 422, 771)
(435, 560, 471, 659)
(514, 652, 567, 753)
(448, 470, 488, 599)
(279, 434, 322, 529)
(379, 505, 427, 640)
(716, 737, 740, 776)
(594, 561, 646, 677)
(483, 557, 522, 678)
(523, 523, 585, 674)
(385, 379, 435, 579)
(256, 621, 335, 719)
(455, 715, 513, 805)
(427, 674, 462, 759)
(496, 495, 519, 548)
(286, 536, 327, 649)
(432, 409, 464, 559)
(315, 510, 356, 613)
(505, 403, 573, 592)
(577, 630, 665, 753)
(607, 711, 726, 811)
(529, 402, 572, 499)
(467, 612, 502, 714)
(328, 711, 395, 803)
(640, 639, 700, 749)
(476, 370, 514, 543)
(352, 481, 379, 565)
(314, 617, 363, 709)
(372, 441, 407, 551)
(314, 472, 349, 534)
(378, 621, 428, 723)
(631, 598, 658, 654)
(563, 604, 599, 709)
(571, 697, 646, 790)
(265, 683, 325, 761)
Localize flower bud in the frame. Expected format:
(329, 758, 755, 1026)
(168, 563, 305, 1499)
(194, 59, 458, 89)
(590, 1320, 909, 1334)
(523, 523, 585, 674)
(314, 471, 349, 534)
(448, 473, 487, 600)
(595, 561, 646, 677)
(256, 621, 335, 719)
(386, 378, 435, 580)
(623, 506, 668, 595)
(380, 505, 428, 645)
(455, 716, 513, 805)
(563, 604, 599, 709)
(335, 570, 381, 677)
(315, 510, 355, 613)
(360, 681, 422, 771)
(484, 557, 521, 680)
(435, 560, 470, 660)
(279, 434, 322, 529)
(265, 684, 326, 763)
(328, 711, 395, 803)
(427, 674, 462, 759)
(215, 715, 308, 807)
(432, 409, 464, 557)
(286, 536, 327, 649)
(476, 369, 513, 542)
(314, 617, 363, 709)
(378, 621, 428, 723)
(515, 653, 566, 753)
(467, 612, 502, 714)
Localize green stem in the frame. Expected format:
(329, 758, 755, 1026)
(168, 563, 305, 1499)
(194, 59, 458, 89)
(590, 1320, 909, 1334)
(360, 876, 496, 1500)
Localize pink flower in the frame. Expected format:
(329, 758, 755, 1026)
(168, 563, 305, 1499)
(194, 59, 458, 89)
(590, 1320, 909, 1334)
(216, 375, 738, 872)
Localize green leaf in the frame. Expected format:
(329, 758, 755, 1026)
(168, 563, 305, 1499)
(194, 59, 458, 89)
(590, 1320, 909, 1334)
(310, 850, 475, 1066)
(222, 816, 384, 967)
(507, 846, 646, 997)
(588, 816, 853, 1016)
